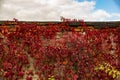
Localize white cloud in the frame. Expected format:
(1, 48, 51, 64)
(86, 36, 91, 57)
(112, 13, 120, 18)
(108, 13, 120, 21)
(91, 10, 111, 21)
(0, 0, 119, 21)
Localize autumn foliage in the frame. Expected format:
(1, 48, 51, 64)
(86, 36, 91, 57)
(0, 19, 120, 80)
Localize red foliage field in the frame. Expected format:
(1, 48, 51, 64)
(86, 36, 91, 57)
(0, 19, 120, 80)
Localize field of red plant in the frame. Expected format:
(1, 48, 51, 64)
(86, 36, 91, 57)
(0, 19, 120, 80)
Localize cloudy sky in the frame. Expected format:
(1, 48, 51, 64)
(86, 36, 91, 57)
(0, 0, 120, 21)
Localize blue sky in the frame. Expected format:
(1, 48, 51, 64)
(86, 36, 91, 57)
(95, 0, 120, 13)
(0, 0, 120, 21)
(78, 0, 120, 13)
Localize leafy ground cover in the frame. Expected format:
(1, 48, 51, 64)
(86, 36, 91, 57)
(0, 19, 120, 80)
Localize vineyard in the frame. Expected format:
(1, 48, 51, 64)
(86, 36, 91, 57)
(0, 19, 120, 80)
